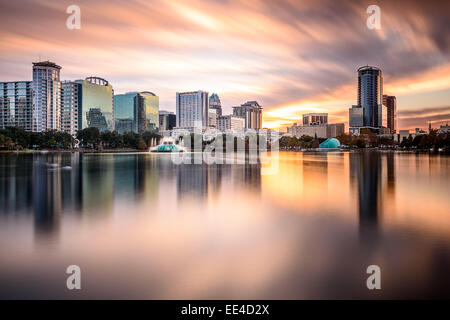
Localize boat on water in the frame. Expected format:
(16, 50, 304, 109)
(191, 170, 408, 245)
(150, 137, 186, 153)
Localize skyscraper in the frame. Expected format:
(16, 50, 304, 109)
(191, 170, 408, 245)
(0, 81, 33, 130)
(75, 77, 114, 132)
(383, 95, 396, 134)
(114, 91, 159, 134)
(32, 61, 62, 132)
(357, 66, 383, 127)
(232, 101, 263, 130)
(176, 91, 209, 130)
(209, 93, 222, 117)
(136, 91, 159, 133)
(61, 81, 82, 136)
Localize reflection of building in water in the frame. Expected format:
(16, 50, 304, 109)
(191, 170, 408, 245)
(176, 165, 209, 200)
(32, 154, 62, 236)
(386, 152, 395, 196)
(81, 154, 114, 213)
(0, 154, 33, 214)
(350, 152, 382, 229)
(113, 154, 156, 201)
(302, 153, 328, 199)
(176, 160, 262, 200)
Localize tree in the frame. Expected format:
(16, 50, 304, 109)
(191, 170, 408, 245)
(77, 127, 100, 148)
(138, 139, 147, 150)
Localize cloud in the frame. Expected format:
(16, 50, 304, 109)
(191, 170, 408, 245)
(0, 0, 449, 129)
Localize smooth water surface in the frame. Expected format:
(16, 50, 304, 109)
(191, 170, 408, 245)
(0, 151, 449, 299)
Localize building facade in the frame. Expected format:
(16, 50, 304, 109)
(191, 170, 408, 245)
(75, 77, 114, 132)
(159, 111, 176, 131)
(176, 91, 209, 130)
(302, 113, 328, 126)
(61, 81, 82, 136)
(232, 101, 263, 130)
(383, 95, 396, 134)
(208, 108, 217, 127)
(136, 92, 159, 133)
(32, 61, 62, 132)
(209, 93, 222, 117)
(114, 91, 159, 134)
(0, 81, 33, 130)
(357, 66, 383, 128)
(287, 113, 344, 139)
(216, 115, 245, 133)
(114, 93, 134, 134)
(349, 105, 364, 127)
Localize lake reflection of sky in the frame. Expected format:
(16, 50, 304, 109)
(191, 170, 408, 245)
(0, 151, 449, 299)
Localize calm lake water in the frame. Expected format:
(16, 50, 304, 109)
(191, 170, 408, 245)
(0, 151, 449, 299)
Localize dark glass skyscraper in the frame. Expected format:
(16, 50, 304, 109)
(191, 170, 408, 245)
(357, 66, 383, 127)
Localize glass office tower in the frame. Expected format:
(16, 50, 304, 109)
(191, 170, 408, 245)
(75, 77, 114, 132)
(138, 91, 159, 133)
(114, 93, 135, 134)
(32, 61, 62, 132)
(0, 81, 33, 130)
(357, 66, 383, 128)
(114, 91, 159, 134)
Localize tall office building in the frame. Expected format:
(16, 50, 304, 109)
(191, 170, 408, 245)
(357, 66, 383, 127)
(232, 101, 263, 130)
(176, 91, 209, 130)
(383, 95, 396, 134)
(75, 77, 114, 132)
(0, 81, 33, 130)
(32, 61, 62, 132)
(209, 93, 222, 117)
(61, 81, 82, 136)
(114, 91, 159, 134)
(137, 91, 159, 133)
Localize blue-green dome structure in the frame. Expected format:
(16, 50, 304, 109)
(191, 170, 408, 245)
(153, 144, 183, 152)
(319, 138, 341, 149)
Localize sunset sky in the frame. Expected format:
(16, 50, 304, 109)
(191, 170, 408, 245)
(0, 0, 449, 130)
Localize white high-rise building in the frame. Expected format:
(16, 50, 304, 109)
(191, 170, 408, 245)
(32, 61, 62, 132)
(61, 81, 82, 136)
(176, 91, 209, 130)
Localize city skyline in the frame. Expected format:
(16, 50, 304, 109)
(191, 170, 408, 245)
(0, 0, 449, 130)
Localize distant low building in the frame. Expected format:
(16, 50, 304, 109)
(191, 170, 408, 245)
(159, 110, 176, 131)
(439, 124, 450, 133)
(216, 115, 245, 133)
(287, 113, 344, 138)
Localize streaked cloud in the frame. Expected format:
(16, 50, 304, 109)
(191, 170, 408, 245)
(0, 0, 449, 130)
